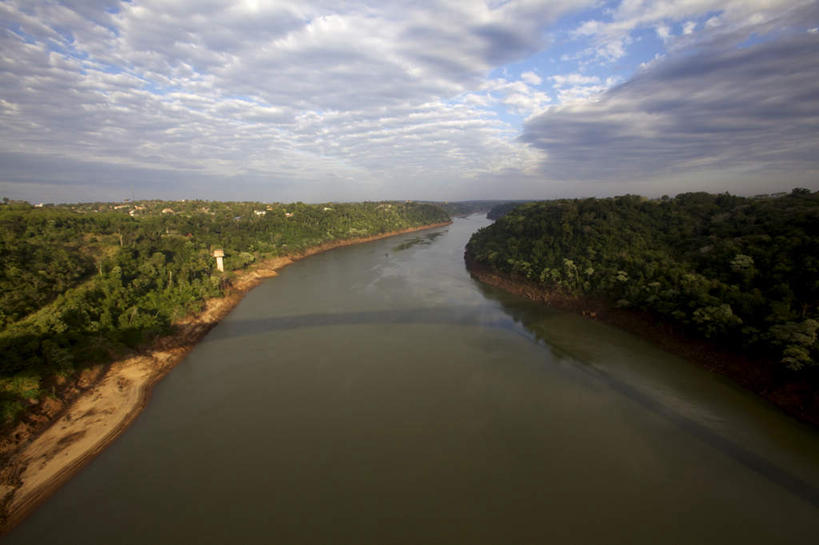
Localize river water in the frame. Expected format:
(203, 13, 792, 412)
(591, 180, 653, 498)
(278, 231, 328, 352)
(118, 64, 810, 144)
(7, 215, 819, 544)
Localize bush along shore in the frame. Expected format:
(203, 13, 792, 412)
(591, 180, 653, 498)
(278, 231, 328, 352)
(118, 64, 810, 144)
(0, 201, 450, 527)
(465, 190, 819, 425)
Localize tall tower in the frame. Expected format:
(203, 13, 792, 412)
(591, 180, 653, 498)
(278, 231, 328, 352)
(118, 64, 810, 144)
(213, 249, 224, 272)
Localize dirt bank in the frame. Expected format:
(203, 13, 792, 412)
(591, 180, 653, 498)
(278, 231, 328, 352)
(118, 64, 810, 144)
(0, 221, 450, 534)
(465, 258, 819, 428)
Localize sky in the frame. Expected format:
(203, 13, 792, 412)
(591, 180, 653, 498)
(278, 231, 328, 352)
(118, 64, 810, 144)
(1, 0, 818, 203)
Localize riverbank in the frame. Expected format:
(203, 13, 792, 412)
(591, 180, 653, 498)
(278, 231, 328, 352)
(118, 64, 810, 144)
(465, 258, 819, 428)
(0, 221, 450, 534)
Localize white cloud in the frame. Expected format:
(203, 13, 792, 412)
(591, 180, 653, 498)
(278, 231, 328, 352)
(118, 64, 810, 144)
(570, 0, 817, 62)
(551, 73, 600, 86)
(480, 77, 553, 117)
(705, 15, 721, 29)
(0, 0, 594, 200)
(521, 71, 542, 85)
(548, 73, 616, 105)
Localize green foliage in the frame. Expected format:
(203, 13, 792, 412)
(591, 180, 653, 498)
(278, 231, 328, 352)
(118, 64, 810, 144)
(0, 208, 101, 326)
(770, 319, 819, 371)
(467, 191, 819, 370)
(485, 201, 533, 220)
(0, 199, 449, 425)
(424, 200, 519, 217)
(0, 374, 40, 425)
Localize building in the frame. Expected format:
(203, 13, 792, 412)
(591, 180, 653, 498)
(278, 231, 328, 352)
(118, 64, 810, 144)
(213, 249, 225, 272)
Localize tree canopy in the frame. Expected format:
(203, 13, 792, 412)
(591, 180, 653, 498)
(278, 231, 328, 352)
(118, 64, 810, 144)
(0, 199, 449, 425)
(466, 190, 819, 371)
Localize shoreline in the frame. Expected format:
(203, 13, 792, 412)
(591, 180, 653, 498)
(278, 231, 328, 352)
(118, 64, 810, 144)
(465, 257, 819, 429)
(0, 221, 450, 534)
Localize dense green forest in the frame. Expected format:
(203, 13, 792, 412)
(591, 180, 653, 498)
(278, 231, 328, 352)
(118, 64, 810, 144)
(423, 200, 515, 217)
(466, 190, 819, 372)
(0, 199, 449, 425)
(485, 200, 532, 220)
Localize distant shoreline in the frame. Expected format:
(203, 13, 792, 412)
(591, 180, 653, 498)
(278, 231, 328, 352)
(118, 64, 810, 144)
(464, 257, 819, 429)
(0, 221, 451, 535)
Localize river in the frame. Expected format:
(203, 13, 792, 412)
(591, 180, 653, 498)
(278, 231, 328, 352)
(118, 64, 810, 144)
(7, 215, 819, 544)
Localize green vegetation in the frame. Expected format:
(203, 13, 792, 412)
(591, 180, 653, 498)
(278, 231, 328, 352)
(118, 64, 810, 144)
(0, 199, 449, 425)
(466, 190, 819, 371)
(421, 200, 515, 217)
(485, 200, 532, 220)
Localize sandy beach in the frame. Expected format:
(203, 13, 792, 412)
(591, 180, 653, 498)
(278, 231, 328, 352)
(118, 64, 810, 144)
(0, 221, 450, 534)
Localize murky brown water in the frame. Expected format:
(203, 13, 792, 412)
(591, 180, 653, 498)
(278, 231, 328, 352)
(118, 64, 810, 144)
(7, 215, 819, 544)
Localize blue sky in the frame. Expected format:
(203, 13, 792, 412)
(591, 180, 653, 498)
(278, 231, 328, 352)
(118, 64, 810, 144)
(0, 0, 817, 203)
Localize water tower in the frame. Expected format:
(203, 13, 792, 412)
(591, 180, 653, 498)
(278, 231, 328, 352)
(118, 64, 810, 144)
(213, 249, 224, 272)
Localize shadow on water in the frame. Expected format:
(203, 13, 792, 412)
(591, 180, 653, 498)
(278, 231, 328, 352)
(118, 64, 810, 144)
(202, 305, 515, 342)
(472, 279, 819, 509)
(203, 279, 819, 508)
(204, 268, 819, 510)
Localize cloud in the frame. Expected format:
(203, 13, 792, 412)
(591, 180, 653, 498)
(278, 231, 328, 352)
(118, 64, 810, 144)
(548, 73, 617, 105)
(478, 77, 553, 117)
(521, 28, 819, 186)
(571, 0, 817, 62)
(0, 0, 594, 201)
(655, 23, 671, 42)
(0, 0, 817, 202)
(521, 71, 542, 86)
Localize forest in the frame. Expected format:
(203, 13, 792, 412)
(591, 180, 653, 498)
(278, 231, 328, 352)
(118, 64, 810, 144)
(466, 190, 819, 372)
(0, 199, 449, 425)
(423, 200, 513, 217)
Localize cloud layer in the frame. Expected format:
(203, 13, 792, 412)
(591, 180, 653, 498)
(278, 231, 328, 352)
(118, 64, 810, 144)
(0, 1, 817, 202)
(3, 0, 591, 200)
(522, 29, 819, 184)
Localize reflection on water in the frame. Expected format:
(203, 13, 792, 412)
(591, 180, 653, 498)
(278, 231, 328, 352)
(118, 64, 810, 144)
(479, 279, 819, 498)
(7, 215, 819, 545)
(487, 285, 819, 506)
